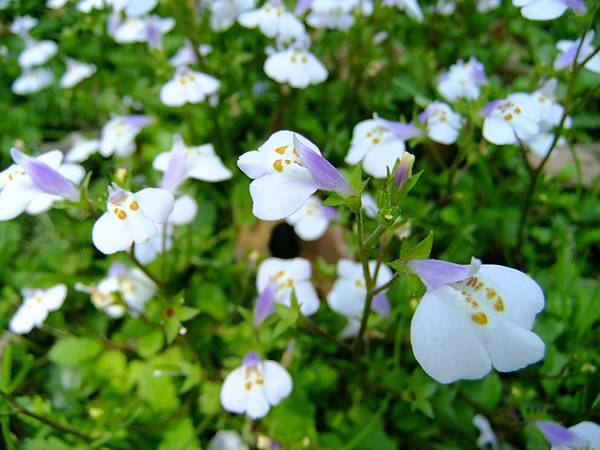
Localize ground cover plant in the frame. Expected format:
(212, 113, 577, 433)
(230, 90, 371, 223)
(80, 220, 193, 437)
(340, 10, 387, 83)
(0, 0, 599, 449)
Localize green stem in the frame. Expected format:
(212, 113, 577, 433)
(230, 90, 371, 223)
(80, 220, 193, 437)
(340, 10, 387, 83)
(354, 210, 375, 354)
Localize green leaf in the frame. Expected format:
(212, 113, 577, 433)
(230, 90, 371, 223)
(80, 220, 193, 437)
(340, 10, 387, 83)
(137, 329, 164, 358)
(158, 418, 200, 450)
(49, 337, 102, 367)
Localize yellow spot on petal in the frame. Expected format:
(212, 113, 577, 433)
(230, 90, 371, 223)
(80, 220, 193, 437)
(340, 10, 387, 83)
(504, 113, 513, 121)
(286, 278, 294, 288)
(273, 160, 283, 172)
(372, 138, 381, 144)
(116, 209, 127, 220)
(494, 298, 505, 312)
(244, 381, 252, 391)
(130, 201, 139, 211)
(256, 377, 264, 385)
(275, 146, 287, 154)
(486, 288, 496, 299)
(514, 107, 522, 114)
(471, 312, 488, 325)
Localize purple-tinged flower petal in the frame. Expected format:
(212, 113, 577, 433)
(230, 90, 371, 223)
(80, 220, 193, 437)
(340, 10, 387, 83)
(295, 0, 313, 14)
(254, 283, 277, 326)
(555, 42, 579, 70)
(408, 257, 481, 290)
(161, 135, 187, 192)
(322, 206, 340, 220)
(469, 57, 488, 84)
(418, 106, 434, 123)
(122, 115, 153, 130)
(372, 293, 391, 317)
(11, 149, 79, 201)
(374, 114, 422, 140)
(108, 262, 128, 277)
(294, 134, 355, 197)
(535, 421, 588, 447)
(243, 351, 262, 368)
(564, 0, 587, 13)
(394, 152, 415, 187)
(480, 99, 503, 117)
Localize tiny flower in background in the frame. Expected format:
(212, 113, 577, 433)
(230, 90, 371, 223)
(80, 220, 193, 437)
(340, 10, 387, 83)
(513, 0, 586, 21)
(77, 0, 105, 13)
(99, 115, 152, 158)
(47, 0, 69, 9)
(473, 415, 499, 450)
(208, 430, 249, 450)
(169, 40, 212, 67)
(92, 183, 174, 254)
(0, 149, 82, 221)
(555, 31, 600, 74)
(361, 192, 379, 218)
(239, 0, 306, 41)
(256, 257, 320, 317)
(408, 257, 545, 383)
(10, 16, 38, 37)
(220, 352, 292, 419)
(477, 0, 501, 11)
(432, 0, 456, 15)
(12, 68, 54, 95)
(160, 67, 221, 107)
(346, 115, 419, 178)
(65, 135, 100, 163)
(237, 130, 352, 220)
(327, 259, 393, 319)
(209, 0, 257, 31)
(437, 57, 488, 102)
(481, 94, 541, 145)
(264, 44, 328, 89)
(60, 58, 97, 88)
(394, 152, 415, 187)
(419, 102, 463, 145)
(76, 262, 156, 317)
(306, 0, 372, 31)
(382, 0, 424, 22)
(134, 194, 198, 264)
(111, 14, 175, 49)
(536, 420, 600, 449)
(10, 284, 67, 334)
(285, 195, 338, 241)
(18, 39, 58, 68)
(114, 0, 158, 17)
(153, 134, 232, 191)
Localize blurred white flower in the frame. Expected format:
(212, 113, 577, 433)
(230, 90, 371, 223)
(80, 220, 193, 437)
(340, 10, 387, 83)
(481, 94, 541, 145)
(114, 0, 158, 17)
(92, 183, 174, 254)
(47, 0, 69, 8)
(12, 68, 54, 95)
(220, 352, 292, 419)
(437, 57, 488, 102)
(239, 1, 306, 41)
(264, 45, 327, 89)
(408, 257, 545, 383)
(77, 0, 105, 13)
(111, 14, 175, 49)
(419, 101, 463, 145)
(554, 31, 600, 74)
(476, 0, 500, 12)
(536, 420, 600, 450)
(160, 68, 221, 106)
(513, 0, 586, 21)
(306, 0, 372, 31)
(10, 16, 38, 36)
(99, 115, 152, 158)
(209, 0, 257, 31)
(433, 0, 455, 15)
(18, 39, 58, 68)
(382, 0, 424, 22)
(60, 58, 96, 88)
(169, 40, 212, 67)
(65, 136, 100, 163)
(473, 415, 499, 450)
(208, 430, 249, 450)
(361, 192, 379, 218)
(10, 284, 67, 334)
(286, 195, 337, 241)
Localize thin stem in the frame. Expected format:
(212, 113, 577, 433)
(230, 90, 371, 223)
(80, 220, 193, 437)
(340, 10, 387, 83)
(300, 317, 352, 353)
(371, 273, 400, 297)
(127, 250, 161, 286)
(0, 389, 93, 443)
(354, 210, 375, 354)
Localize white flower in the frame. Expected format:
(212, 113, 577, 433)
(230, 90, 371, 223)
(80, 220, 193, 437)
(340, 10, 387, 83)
(327, 259, 392, 318)
(264, 46, 327, 89)
(408, 257, 545, 383)
(382, 0, 424, 22)
(522, 79, 569, 157)
(208, 430, 249, 450)
(513, 0, 586, 21)
(477, 0, 500, 12)
(346, 118, 407, 178)
(10, 16, 38, 36)
(92, 183, 174, 254)
(257, 257, 320, 315)
(537, 420, 600, 450)
(47, 0, 69, 8)
(77, 0, 105, 12)
(134, 195, 197, 264)
(473, 415, 499, 450)
(99, 115, 152, 158)
(236, 131, 320, 220)
(18, 39, 58, 68)
(10, 284, 67, 334)
(160, 68, 221, 107)
(437, 57, 488, 102)
(220, 352, 292, 419)
(65, 136, 100, 163)
(361, 192, 379, 218)
(419, 102, 463, 145)
(115, 0, 158, 17)
(60, 58, 96, 88)
(0, 149, 83, 220)
(482, 94, 541, 145)
(555, 31, 600, 74)
(285, 195, 337, 241)
(433, 0, 456, 15)
(239, 1, 306, 41)
(153, 134, 232, 191)
(307, 0, 372, 31)
(12, 68, 54, 95)
(209, 0, 257, 31)
(169, 41, 212, 67)
(111, 15, 175, 48)
(76, 263, 156, 317)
